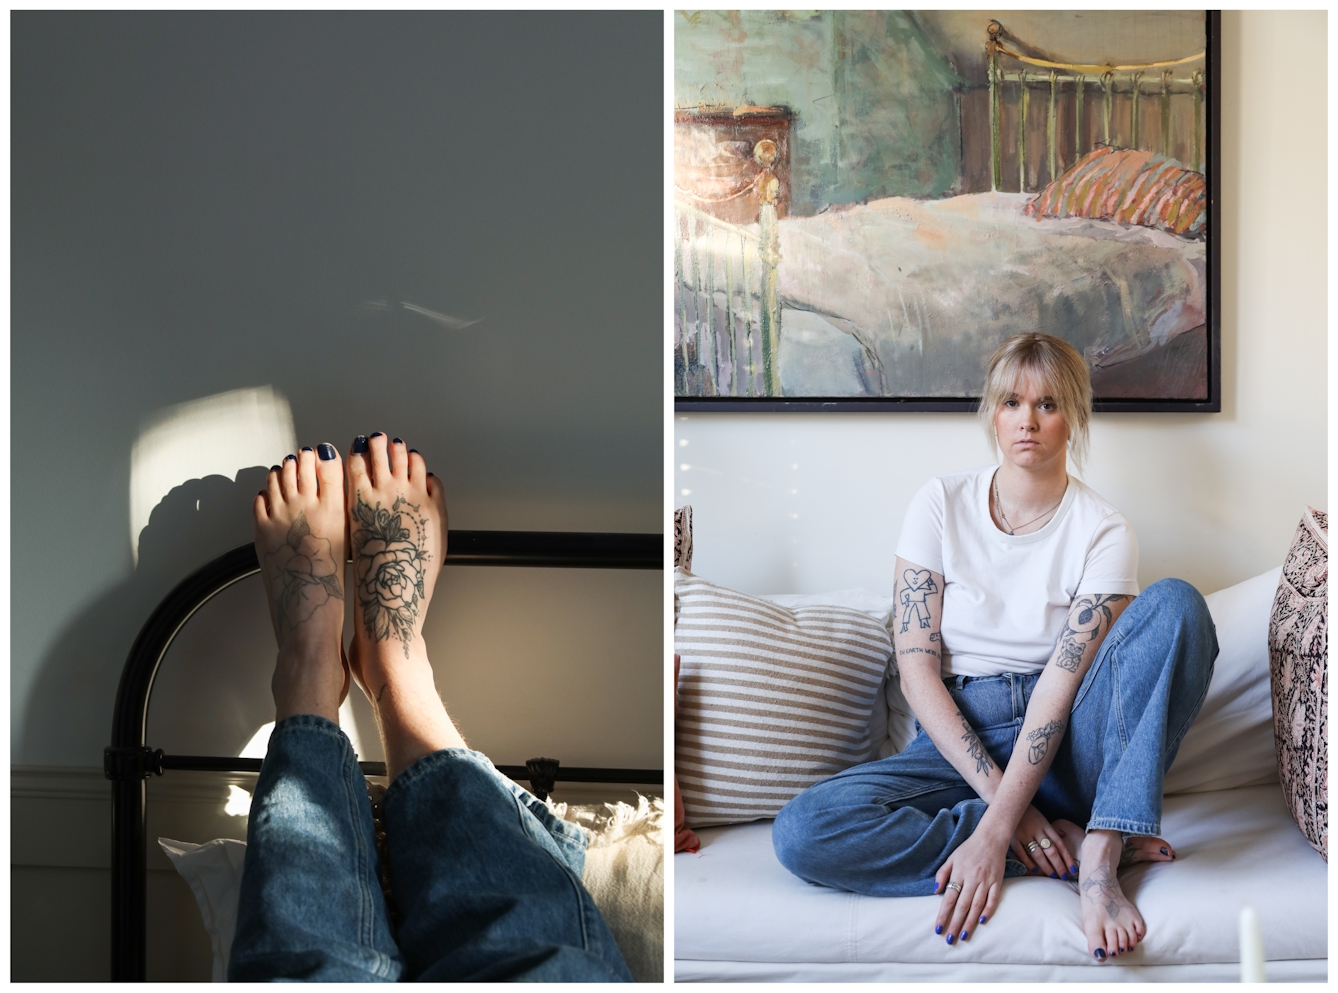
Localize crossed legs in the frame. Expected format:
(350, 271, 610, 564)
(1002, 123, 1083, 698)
(230, 435, 631, 982)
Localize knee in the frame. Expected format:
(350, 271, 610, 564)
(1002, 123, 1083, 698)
(772, 786, 841, 883)
(1138, 578, 1213, 629)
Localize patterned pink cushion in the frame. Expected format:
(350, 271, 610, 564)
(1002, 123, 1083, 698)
(1268, 507, 1328, 860)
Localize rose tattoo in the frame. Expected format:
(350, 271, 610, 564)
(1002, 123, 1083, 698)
(353, 494, 429, 656)
(265, 514, 343, 631)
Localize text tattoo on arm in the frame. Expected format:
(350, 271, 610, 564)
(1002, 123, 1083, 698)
(1053, 594, 1132, 672)
(958, 712, 995, 776)
(899, 569, 938, 633)
(1026, 719, 1066, 765)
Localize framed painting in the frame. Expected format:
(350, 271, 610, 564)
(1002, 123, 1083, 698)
(673, 11, 1220, 412)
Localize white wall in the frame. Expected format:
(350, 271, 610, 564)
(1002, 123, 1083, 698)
(675, 11, 1327, 600)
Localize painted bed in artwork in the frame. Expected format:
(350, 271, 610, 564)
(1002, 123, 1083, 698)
(673, 12, 1216, 408)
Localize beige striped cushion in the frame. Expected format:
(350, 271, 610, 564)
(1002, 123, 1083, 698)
(674, 570, 893, 827)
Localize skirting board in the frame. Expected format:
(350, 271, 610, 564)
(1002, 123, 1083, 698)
(674, 959, 1329, 983)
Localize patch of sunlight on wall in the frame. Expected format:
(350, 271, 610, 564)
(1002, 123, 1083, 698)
(130, 386, 297, 563)
(238, 696, 368, 761)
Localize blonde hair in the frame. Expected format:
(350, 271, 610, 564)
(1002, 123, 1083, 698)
(978, 333, 1092, 471)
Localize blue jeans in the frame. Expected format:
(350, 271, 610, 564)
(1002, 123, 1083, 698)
(772, 578, 1218, 896)
(228, 715, 632, 982)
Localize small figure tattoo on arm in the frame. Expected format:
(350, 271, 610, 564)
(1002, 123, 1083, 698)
(898, 569, 938, 633)
(1052, 594, 1132, 672)
(1026, 719, 1066, 765)
(352, 494, 430, 657)
(265, 514, 343, 632)
(958, 711, 995, 776)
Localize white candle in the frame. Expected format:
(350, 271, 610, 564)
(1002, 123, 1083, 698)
(1240, 905, 1267, 982)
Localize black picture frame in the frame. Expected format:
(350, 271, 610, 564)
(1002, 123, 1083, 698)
(673, 11, 1220, 414)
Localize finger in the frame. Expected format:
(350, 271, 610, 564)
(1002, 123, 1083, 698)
(932, 858, 955, 934)
(1048, 827, 1076, 877)
(1011, 837, 1038, 872)
(935, 886, 961, 938)
(1040, 836, 1068, 879)
(963, 884, 988, 941)
(947, 879, 978, 941)
(981, 881, 1000, 925)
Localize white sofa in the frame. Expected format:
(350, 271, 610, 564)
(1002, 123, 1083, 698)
(674, 568, 1328, 982)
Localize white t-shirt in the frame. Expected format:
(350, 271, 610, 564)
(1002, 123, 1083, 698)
(894, 465, 1139, 678)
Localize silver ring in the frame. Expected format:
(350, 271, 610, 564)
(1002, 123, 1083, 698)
(1039, 838, 1053, 851)
(946, 881, 962, 893)
(1026, 841, 1040, 854)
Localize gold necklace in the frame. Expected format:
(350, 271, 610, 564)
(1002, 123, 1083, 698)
(993, 471, 1066, 535)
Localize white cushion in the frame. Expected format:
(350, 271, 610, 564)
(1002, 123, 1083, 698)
(673, 783, 1325, 969)
(1164, 567, 1282, 794)
(158, 837, 246, 982)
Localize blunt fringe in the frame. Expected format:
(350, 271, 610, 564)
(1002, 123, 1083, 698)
(978, 333, 1092, 471)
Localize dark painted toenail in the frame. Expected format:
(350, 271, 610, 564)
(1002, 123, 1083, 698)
(318, 443, 336, 461)
(285, 454, 296, 462)
(352, 436, 368, 453)
(301, 446, 313, 452)
(271, 465, 281, 472)
(934, 925, 942, 934)
(370, 431, 384, 438)
(409, 448, 419, 454)
(392, 437, 403, 444)
(1160, 847, 1168, 855)
(1094, 949, 1105, 960)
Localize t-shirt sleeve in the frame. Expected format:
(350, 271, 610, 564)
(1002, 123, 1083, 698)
(894, 478, 946, 575)
(1075, 512, 1140, 596)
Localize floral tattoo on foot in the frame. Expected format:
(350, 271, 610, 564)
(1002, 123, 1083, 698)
(265, 515, 343, 631)
(353, 494, 429, 656)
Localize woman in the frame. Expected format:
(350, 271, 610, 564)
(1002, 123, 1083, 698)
(772, 334, 1217, 962)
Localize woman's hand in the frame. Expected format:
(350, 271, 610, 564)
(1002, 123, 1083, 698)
(1010, 805, 1077, 879)
(933, 826, 1008, 943)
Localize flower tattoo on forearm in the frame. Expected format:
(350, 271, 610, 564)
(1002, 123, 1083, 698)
(1026, 719, 1066, 765)
(1053, 594, 1132, 672)
(264, 514, 343, 632)
(352, 494, 429, 657)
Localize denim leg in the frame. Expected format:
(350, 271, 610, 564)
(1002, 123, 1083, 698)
(381, 748, 632, 982)
(1039, 579, 1218, 836)
(774, 675, 1032, 896)
(229, 714, 403, 982)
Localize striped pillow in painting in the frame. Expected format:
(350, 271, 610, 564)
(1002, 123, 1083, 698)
(674, 570, 893, 827)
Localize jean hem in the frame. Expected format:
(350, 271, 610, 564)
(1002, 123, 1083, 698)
(1086, 817, 1160, 836)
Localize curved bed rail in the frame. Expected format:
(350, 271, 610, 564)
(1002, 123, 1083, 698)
(106, 531, 662, 981)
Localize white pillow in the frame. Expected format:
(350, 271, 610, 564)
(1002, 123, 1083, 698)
(158, 837, 246, 982)
(158, 797, 663, 983)
(1163, 567, 1282, 794)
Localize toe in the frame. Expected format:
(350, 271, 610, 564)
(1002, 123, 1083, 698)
(254, 491, 270, 522)
(267, 465, 284, 509)
(367, 432, 389, 484)
(297, 447, 317, 495)
(347, 436, 370, 487)
(389, 437, 408, 479)
(407, 448, 427, 482)
(315, 443, 343, 499)
(281, 454, 299, 498)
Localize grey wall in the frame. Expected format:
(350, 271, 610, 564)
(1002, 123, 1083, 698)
(13, 11, 664, 771)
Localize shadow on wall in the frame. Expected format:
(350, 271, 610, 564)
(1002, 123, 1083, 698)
(21, 468, 279, 765)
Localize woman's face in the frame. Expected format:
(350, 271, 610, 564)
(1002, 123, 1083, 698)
(994, 371, 1070, 473)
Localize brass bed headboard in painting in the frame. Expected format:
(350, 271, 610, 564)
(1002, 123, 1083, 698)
(986, 19, 1208, 194)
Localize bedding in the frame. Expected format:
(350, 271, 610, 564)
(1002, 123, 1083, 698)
(768, 191, 1205, 398)
(162, 796, 665, 983)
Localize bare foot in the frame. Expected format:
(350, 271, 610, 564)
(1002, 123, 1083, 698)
(253, 444, 349, 723)
(1053, 819, 1177, 867)
(346, 433, 462, 779)
(1077, 829, 1147, 961)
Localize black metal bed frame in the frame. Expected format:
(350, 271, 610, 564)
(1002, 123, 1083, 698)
(104, 529, 663, 981)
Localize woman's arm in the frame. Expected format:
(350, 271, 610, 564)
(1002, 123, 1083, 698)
(933, 590, 1133, 938)
(891, 557, 1004, 800)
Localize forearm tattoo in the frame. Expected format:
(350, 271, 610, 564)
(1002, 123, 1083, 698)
(265, 514, 343, 631)
(898, 568, 938, 633)
(1026, 718, 1066, 765)
(1052, 594, 1132, 672)
(352, 494, 430, 657)
(958, 711, 995, 776)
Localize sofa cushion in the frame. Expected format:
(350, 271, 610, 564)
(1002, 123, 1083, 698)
(675, 570, 892, 827)
(1269, 507, 1328, 859)
(673, 784, 1325, 969)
